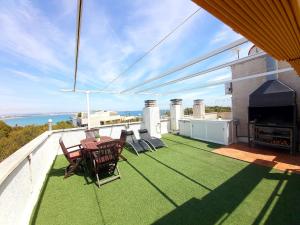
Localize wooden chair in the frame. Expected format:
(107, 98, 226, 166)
(85, 128, 100, 139)
(59, 138, 83, 178)
(117, 130, 128, 161)
(92, 140, 122, 187)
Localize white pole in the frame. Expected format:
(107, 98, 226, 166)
(86, 91, 91, 129)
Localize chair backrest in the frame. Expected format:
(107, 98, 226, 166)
(95, 140, 120, 165)
(59, 138, 72, 163)
(120, 130, 127, 147)
(85, 128, 99, 139)
(124, 130, 138, 143)
(138, 129, 151, 139)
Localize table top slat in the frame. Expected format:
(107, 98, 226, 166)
(80, 136, 113, 151)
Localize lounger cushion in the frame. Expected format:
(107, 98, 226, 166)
(68, 151, 82, 159)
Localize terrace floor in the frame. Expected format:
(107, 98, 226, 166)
(31, 134, 300, 225)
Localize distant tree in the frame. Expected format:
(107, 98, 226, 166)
(53, 121, 74, 130)
(205, 106, 231, 113)
(0, 121, 12, 139)
(0, 124, 47, 162)
(184, 108, 193, 115)
(164, 111, 170, 117)
(0, 120, 74, 162)
(77, 112, 82, 118)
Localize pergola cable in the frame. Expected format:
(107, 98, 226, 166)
(61, 89, 120, 94)
(153, 67, 294, 95)
(135, 51, 267, 93)
(64, 47, 262, 95)
(73, 0, 83, 92)
(120, 37, 248, 93)
(101, 7, 202, 91)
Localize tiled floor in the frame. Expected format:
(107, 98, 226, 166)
(214, 143, 300, 173)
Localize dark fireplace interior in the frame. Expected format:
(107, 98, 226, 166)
(249, 106, 295, 126)
(248, 80, 297, 153)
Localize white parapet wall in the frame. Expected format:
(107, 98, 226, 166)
(0, 131, 58, 225)
(0, 121, 170, 225)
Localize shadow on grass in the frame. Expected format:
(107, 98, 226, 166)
(30, 156, 107, 225)
(125, 160, 178, 207)
(254, 171, 300, 225)
(153, 159, 300, 225)
(123, 144, 143, 157)
(163, 135, 221, 153)
(153, 160, 273, 225)
(144, 153, 212, 191)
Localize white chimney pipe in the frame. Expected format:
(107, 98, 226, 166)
(170, 99, 183, 132)
(143, 100, 161, 138)
(193, 99, 205, 119)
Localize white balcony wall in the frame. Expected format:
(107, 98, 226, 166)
(179, 119, 234, 145)
(179, 119, 191, 137)
(0, 121, 170, 225)
(160, 119, 170, 134)
(0, 132, 57, 225)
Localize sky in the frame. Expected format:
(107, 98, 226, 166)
(0, 0, 253, 115)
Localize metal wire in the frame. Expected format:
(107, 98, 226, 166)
(135, 52, 266, 93)
(157, 67, 293, 95)
(101, 7, 202, 90)
(120, 37, 248, 93)
(73, 0, 83, 91)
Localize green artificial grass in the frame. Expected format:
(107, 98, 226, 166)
(31, 134, 300, 225)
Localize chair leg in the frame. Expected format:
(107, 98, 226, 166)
(92, 159, 101, 187)
(96, 173, 101, 187)
(115, 166, 121, 178)
(64, 164, 71, 179)
(64, 160, 81, 179)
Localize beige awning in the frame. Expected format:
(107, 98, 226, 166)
(193, 0, 300, 75)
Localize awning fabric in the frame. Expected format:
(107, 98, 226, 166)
(193, 0, 300, 75)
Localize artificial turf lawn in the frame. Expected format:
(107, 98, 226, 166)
(31, 134, 300, 225)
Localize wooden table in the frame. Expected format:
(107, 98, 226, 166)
(80, 136, 127, 161)
(80, 136, 114, 173)
(80, 136, 113, 151)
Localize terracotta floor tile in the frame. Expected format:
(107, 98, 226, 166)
(213, 143, 300, 174)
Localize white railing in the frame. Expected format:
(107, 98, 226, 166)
(0, 120, 170, 225)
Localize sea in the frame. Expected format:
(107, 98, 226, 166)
(1, 110, 169, 127)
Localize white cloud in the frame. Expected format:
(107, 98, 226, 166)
(210, 24, 242, 44)
(75, 0, 203, 90)
(9, 70, 40, 82)
(207, 73, 231, 82)
(0, 0, 73, 72)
